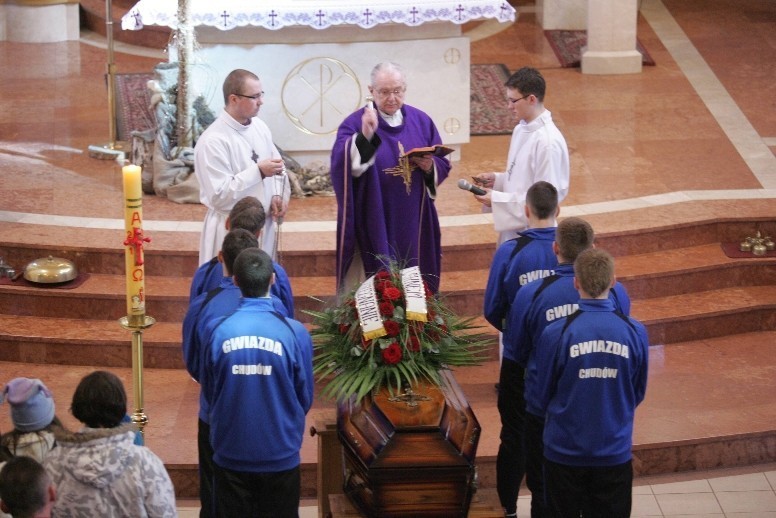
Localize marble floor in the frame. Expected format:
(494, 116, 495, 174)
(179, 464, 776, 517)
(1, 0, 776, 515)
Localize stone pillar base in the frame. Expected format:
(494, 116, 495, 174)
(581, 49, 642, 75)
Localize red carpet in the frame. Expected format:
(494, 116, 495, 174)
(545, 30, 656, 68)
(720, 242, 776, 259)
(470, 63, 514, 136)
(115, 73, 155, 141)
(0, 273, 91, 289)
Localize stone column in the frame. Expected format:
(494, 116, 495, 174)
(581, 0, 642, 74)
(536, 0, 587, 30)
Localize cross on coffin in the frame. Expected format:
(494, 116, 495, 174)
(388, 385, 432, 408)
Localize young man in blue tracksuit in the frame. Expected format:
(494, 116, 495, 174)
(182, 229, 290, 518)
(504, 217, 630, 517)
(189, 195, 295, 317)
(533, 248, 648, 517)
(200, 247, 314, 517)
(485, 181, 559, 517)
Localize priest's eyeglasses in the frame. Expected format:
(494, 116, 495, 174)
(375, 88, 405, 98)
(234, 92, 265, 100)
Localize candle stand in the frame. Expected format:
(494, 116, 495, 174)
(119, 314, 156, 439)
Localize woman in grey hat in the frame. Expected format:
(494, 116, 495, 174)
(0, 378, 61, 463)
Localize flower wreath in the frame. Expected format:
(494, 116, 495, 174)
(309, 262, 491, 402)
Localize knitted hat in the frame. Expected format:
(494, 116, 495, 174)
(1, 378, 55, 432)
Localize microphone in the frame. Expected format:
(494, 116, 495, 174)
(457, 178, 486, 196)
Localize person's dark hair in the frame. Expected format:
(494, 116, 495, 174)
(574, 248, 615, 298)
(222, 69, 259, 105)
(505, 67, 546, 102)
(526, 181, 558, 220)
(0, 416, 62, 456)
(233, 247, 274, 298)
(222, 229, 260, 276)
(556, 217, 594, 263)
(228, 196, 262, 221)
(0, 456, 50, 518)
(71, 371, 127, 429)
(0, 428, 10, 463)
(229, 205, 266, 235)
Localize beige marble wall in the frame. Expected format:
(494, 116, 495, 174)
(536, 0, 587, 30)
(0, 2, 78, 42)
(184, 28, 471, 166)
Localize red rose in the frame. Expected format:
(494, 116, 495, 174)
(382, 342, 402, 365)
(375, 270, 391, 281)
(338, 323, 351, 335)
(376, 279, 396, 293)
(383, 286, 401, 301)
(384, 319, 400, 337)
(379, 301, 395, 316)
(427, 329, 440, 342)
(407, 335, 421, 352)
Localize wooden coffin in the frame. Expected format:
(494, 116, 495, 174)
(337, 370, 480, 517)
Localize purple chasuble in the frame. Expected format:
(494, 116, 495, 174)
(331, 104, 451, 293)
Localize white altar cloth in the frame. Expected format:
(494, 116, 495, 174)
(121, 0, 515, 31)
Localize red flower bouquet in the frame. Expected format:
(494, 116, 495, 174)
(309, 261, 491, 401)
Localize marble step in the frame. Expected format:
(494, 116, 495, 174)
(2, 215, 773, 278)
(0, 313, 499, 369)
(2, 243, 773, 321)
(3, 281, 776, 368)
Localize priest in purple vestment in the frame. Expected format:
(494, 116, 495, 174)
(330, 62, 451, 294)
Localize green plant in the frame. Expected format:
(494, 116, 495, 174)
(308, 263, 492, 402)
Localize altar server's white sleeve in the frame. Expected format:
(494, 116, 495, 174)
(196, 137, 264, 213)
(491, 186, 528, 233)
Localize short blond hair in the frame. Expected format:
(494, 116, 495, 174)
(556, 217, 594, 262)
(574, 248, 615, 298)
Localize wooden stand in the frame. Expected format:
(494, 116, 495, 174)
(312, 413, 344, 518)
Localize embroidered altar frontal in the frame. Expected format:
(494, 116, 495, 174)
(337, 370, 480, 517)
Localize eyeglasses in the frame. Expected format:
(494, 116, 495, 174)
(373, 88, 405, 98)
(508, 94, 530, 104)
(234, 92, 265, 101)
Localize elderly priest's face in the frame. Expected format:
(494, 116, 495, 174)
(370, 69, 406, 116)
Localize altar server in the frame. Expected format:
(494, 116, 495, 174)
(195, 69, 290, 265)
(472, 67, 570, 245)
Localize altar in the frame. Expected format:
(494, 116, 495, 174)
(121, 1, 516, 166)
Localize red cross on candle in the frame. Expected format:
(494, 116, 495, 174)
(123, 227, 151, 266)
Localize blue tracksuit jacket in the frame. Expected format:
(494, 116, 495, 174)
(533, 298, 649, 467)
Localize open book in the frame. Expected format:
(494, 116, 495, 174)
(404, 144, 455, 159)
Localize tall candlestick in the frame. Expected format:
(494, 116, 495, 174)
(122, 164, 146, 326)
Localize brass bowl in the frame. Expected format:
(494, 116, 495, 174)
(24, 256, 78, 283)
